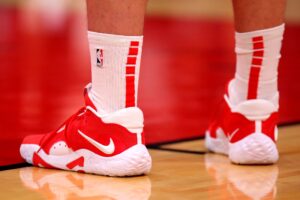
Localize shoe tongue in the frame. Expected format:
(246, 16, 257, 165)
(84, 85, 97, 111)
(227, 79, 245, 106)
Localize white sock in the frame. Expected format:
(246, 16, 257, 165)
(229, 24, 285, 107)
(88, 31, 143, 114)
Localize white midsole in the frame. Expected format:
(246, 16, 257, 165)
(205, 129, 229, 155)
(229, 133, 278, 164)
(205, 130, 278, 164)
(20, 144, 152, 176)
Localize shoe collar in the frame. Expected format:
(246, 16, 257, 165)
(224, 80, 279, 120)
(83, 84, 118, 118)
(84, 83, 97, 111)
(224, 94, 278, 121)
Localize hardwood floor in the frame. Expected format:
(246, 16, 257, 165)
(0, 125, 299, 200)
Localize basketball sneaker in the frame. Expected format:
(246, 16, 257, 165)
(20, 84, 152, 176)
(205, 81, 279, 164)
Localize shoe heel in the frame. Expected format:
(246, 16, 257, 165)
(86, 144, 152, 176)
(229, 133, 279, 164)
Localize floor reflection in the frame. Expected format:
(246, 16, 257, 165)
(205, 154, 278, 200)
(19, 167, 151, 200)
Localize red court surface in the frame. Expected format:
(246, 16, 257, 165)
(1, 8, 300, 166)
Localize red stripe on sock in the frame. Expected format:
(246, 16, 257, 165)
(126, 66, 135, 74)
(252, 58, 263, 66)
(252, 36, 263, 42)
(127, 57, 137, 65)
(247, 36, 264, 99)
(130, 41, 139, 47)
(129, 47, 138, 55)
(126, 76, 135, 107)
(253, 41, 264, 49)
(253, 50, 264, 57)
(247, 67, 261, 99)
(125, 41, 139, 107)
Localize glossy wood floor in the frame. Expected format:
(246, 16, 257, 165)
(1, 124, 299, 200)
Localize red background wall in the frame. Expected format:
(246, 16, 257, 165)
(1, 7, 300, 166)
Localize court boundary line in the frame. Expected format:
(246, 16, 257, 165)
(146, 136, 204, 147)
(146, 122, 300, 154)
(147, 136, 206, 155)
(0, 163, 30, 171)
(146, 121, 300, 147)
(149, 147, 206, 155)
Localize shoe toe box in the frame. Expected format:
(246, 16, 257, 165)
(20, 135, 43, 164)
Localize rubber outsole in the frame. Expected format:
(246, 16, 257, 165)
(229, 133, 278, 164)
(20, 144, 152, 176)
(205, 129, 229, 155)
(205, 130, 278, 164)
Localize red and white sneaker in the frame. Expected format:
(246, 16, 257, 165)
(205, 83, 279, 164)
(20, 84, 152, 176)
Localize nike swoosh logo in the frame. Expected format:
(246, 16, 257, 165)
(228, 129, 239, 142)
(78, 130, 115, 155)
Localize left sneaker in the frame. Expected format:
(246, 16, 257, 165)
(20, 84, 152, 176)
(205, 84, 279, 164)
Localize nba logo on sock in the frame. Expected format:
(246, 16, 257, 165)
(96, 49, 104, 67)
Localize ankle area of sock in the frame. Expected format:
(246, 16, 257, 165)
(88, 31, 144, 46)
(88, 88, 115, 115)
(228, 79, 279, 108)
(235, 24, 285, 42)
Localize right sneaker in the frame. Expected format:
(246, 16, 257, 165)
(20, 84, 152, 176)
(205, 83, 279, 164)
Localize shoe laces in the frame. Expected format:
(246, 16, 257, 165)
(37, 107, 87, 153)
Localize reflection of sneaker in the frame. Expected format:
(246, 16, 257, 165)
(20, 84, 152, 176)
(205, 154, 278, 199)
(19, 167, 152, 200)
(206, 83, 279, 164)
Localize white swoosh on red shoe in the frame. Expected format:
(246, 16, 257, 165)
(78, 130, 115, 155)
(228, 129, 239, 142)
